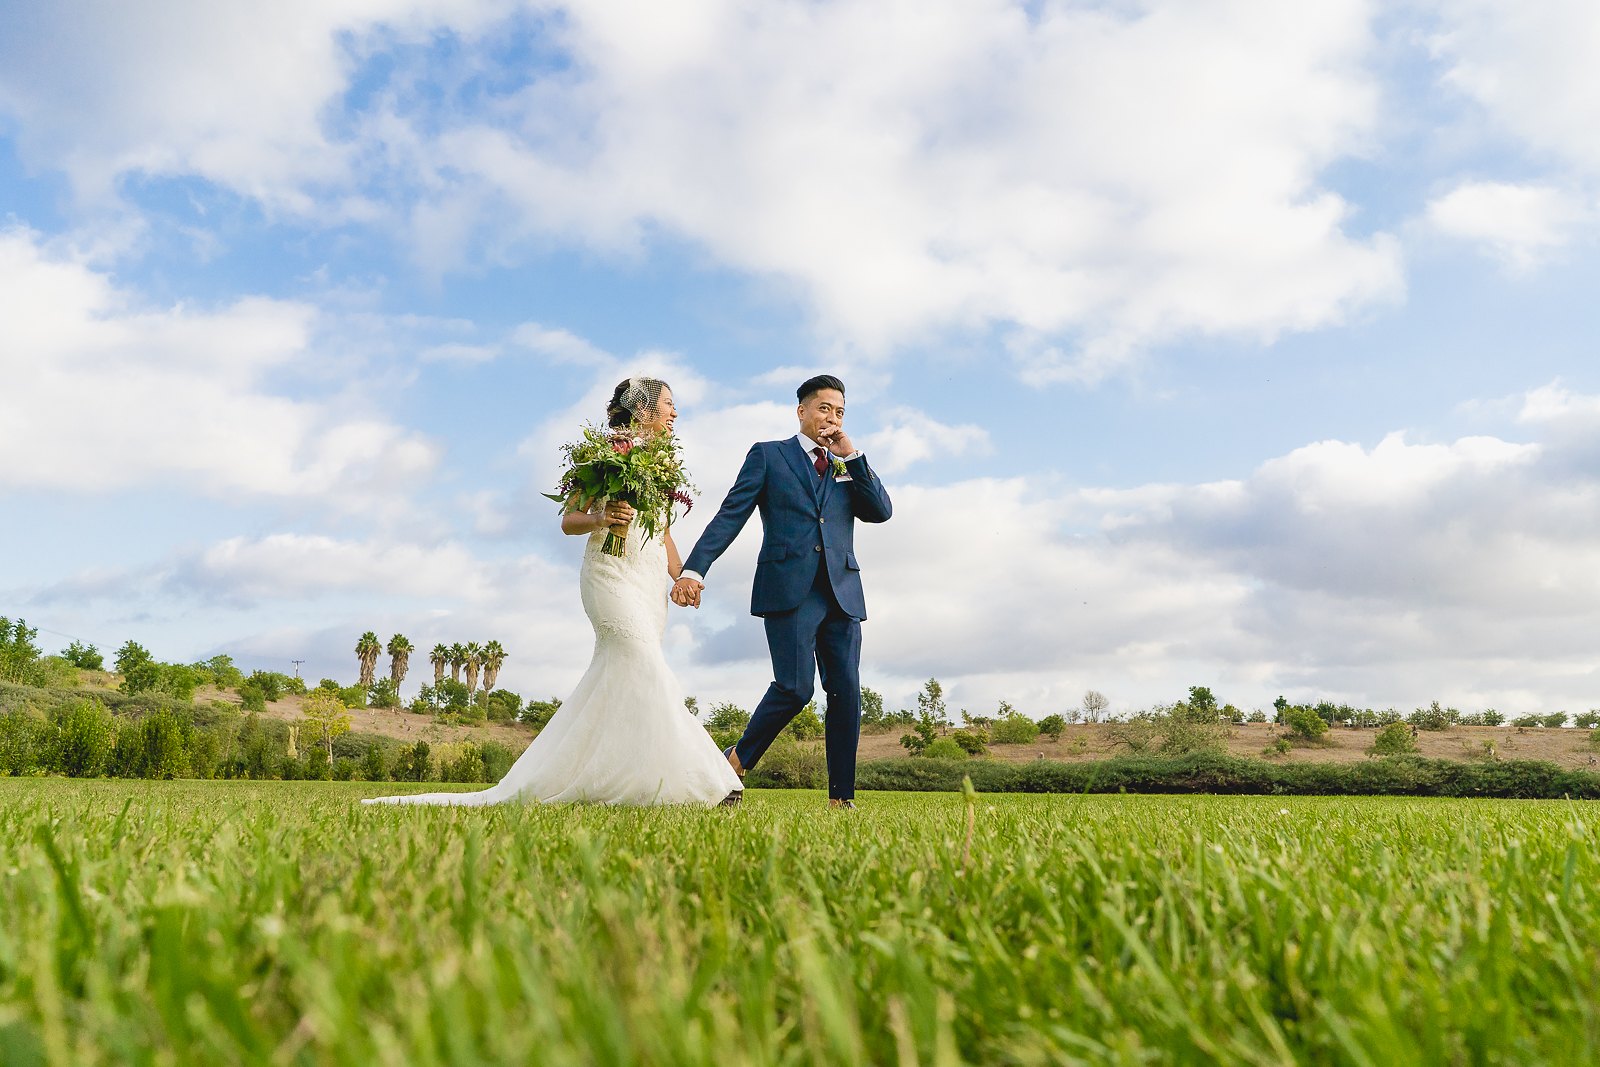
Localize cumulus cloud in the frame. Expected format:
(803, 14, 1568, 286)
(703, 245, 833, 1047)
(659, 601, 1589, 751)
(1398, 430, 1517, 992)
(0, 0, 515, 211)
(0, 227, 437, 501)
(1, 0, 1404, 372)
(1425, 181, 1593, 270)
(1425, 2, 1600, 259)
(1429, 0, 1600, 175)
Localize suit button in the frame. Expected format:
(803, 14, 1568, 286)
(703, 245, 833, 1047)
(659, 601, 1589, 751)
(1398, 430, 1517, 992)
(819, 517, 826, 524)
(814, 545, 822, 552)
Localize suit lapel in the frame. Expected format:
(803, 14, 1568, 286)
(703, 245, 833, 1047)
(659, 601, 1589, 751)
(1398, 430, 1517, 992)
(781, 436, 818, 500)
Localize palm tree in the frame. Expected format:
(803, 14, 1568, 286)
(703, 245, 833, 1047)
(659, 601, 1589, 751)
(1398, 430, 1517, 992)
(464, 642, 484, 695)
(355, 631, 382, 688)
(449, 643, 466, 684)
(481, 640, 507, 692)
(387, 634, 414, 693)
(429, 644, 449, 684)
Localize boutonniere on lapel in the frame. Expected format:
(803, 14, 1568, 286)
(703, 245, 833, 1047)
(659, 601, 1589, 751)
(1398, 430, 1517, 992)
(831, 457, 851, 481)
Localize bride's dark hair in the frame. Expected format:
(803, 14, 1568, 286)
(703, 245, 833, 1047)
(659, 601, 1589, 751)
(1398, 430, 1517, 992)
(607, 377, 669, 428)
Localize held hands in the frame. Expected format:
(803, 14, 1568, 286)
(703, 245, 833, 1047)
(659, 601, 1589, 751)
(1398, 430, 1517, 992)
(670, 577, 703, 608)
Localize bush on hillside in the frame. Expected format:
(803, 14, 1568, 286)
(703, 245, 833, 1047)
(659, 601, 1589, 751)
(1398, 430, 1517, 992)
(1371, 721, 1418, 756)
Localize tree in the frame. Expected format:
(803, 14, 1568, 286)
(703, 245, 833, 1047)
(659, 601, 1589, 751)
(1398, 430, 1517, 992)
(355, 632, 382, 688)
(63, 641, 104, 671)
(1038, 714, 1066, 741)
(787, 702, 824, 740)
(684, 696, 700, 717)
(463, 642, 484, 694)
(53, 699, 116, 777)
(860, 687, 886, 726)
(1187, 686, 1218, 716)
(115, 640, 160, 695)
(301, 690, 352, 762)
(521, 697, 561, 730)
(1082, 689, 1110, 724)
(387, 634, 414, 692)
(0, 617, 44, 684)
(916, 678, 949, 725)
(449, 643, 467, 684)
(481, 640, 507, 692)
(429, 644, 450, 684)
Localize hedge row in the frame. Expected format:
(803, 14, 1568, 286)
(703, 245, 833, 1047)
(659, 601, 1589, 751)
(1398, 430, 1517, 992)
(855, 753, 1600, 799)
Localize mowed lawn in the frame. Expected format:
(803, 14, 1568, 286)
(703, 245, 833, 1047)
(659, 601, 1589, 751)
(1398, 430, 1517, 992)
(1, 780, 1596, 1065)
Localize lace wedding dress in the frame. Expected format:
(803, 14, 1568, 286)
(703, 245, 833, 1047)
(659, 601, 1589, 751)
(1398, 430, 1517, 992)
(363, 523, 742, 808)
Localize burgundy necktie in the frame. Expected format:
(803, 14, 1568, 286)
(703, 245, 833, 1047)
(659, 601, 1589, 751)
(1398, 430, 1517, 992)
(812, 446, 828, 476)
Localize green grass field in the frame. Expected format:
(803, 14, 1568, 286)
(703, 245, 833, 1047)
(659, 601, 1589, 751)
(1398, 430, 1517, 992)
(1, 781, 1596, 1065)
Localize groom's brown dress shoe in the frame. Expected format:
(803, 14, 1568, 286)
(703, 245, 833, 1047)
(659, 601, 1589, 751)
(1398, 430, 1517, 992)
(718, 790, 743, 808)
(723, 745, 745, 778)
(828, 799, 856, 811)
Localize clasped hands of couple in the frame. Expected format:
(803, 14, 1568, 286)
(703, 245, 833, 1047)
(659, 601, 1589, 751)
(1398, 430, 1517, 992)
(668, 425, 857, 610)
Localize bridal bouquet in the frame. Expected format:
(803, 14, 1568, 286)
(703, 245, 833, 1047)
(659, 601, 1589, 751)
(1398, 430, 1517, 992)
(545, 424, 696, 557)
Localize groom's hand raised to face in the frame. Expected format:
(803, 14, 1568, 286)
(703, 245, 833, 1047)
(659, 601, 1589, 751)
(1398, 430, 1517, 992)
(671, 577, 703, 608)
(817, 427, 855, 456)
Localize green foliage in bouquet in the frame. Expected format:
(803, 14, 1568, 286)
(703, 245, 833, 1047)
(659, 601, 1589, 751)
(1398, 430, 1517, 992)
(544, 423, 696, 556)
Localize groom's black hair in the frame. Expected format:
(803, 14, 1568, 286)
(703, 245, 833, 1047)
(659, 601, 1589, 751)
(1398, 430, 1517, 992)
(797, 374, 845, 404)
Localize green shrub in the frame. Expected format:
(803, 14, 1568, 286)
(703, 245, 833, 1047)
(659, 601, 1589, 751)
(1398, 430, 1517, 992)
(521, 697, 561, 730)
(368, 678, 401, 710)
(1542, 712, 1569, 729)
(0, 709, 49, 775)
(111, 708, 191, 780)
(1037, 714, 1066, 740)
(441, 745, 486, 783)
(63, 641, 104, 671)
(990, 713, 1040, 745)
(786, 703, 824, 740)
(1573, 711, 1600, 729)
(923, 736, 968, 760)
(1247, 709, 1269, 723)
(949, 729, 988, 755)
(744, 735, 826, 788)
(480, 741, 515, 782)
(51, 699, 116, 777)
(1482, 710, 1506, 726)
(1370, 721, 1418, 756)
(853, 753, 1600, 799)
(239, 683, 267, 713)
(1512, 714, 1542, 728)
(360, 744, 388, 782)
(1282, 705, 1330, 743)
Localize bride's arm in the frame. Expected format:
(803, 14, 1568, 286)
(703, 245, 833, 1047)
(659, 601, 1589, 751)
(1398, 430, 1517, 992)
(562, 495, 630, 536)
(664, 528, 684, 579)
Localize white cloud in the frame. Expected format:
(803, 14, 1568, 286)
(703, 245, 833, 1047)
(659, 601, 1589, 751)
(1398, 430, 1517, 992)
(1424, 2, 1600, 261)
(1425, 181, 1592, 270)
(408, 0, 1402, 369)
(0, 227, 437, 501)
(0, 0, 515, 213)
(859, 409, 994, 475)
(1, 1, 1403, 372)
(1429, 0, 1600, 175)
(24, 385, 1600, 717)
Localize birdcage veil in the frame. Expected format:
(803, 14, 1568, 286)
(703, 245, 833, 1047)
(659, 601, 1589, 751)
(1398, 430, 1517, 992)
(609, 376, 668, 428)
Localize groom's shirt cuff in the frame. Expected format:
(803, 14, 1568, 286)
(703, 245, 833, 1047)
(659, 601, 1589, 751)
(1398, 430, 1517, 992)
(841, 451, 864, 462)
(681, 569, 704, 584)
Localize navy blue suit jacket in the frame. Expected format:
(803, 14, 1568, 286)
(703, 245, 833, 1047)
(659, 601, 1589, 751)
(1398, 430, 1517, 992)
(684, 437, 892, 620)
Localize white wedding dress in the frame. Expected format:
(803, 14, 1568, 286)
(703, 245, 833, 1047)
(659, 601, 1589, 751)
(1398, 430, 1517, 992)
(364, 522, 742, 808)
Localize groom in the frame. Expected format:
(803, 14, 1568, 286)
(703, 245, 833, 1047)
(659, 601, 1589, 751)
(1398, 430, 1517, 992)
(672, 375, 893, 808)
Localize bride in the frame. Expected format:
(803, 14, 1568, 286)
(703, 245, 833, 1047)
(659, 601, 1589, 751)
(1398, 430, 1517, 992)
(364, 377, 744, 808)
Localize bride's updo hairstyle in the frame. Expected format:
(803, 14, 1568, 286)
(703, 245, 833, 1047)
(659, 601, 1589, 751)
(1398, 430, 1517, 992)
(607, 377, 669, 428)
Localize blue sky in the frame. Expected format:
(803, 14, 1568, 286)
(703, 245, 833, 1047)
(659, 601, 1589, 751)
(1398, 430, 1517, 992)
(4, 0, 1600, 717)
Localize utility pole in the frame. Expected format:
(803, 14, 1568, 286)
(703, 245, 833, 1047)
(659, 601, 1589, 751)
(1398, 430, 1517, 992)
(291, 659, 306, 679)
